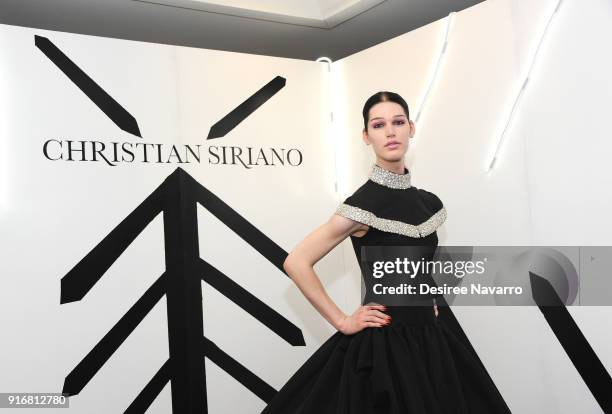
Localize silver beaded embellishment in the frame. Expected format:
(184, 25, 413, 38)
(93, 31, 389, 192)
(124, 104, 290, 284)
(369, 164, 412, 189)
(335, 203, 447, 238)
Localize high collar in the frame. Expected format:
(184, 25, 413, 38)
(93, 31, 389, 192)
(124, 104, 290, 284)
(369, 163, 412, 189)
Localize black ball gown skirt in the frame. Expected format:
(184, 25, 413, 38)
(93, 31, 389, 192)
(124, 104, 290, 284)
(260, 305, 511, 414)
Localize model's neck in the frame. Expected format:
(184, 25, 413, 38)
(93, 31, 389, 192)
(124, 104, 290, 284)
(375, 159, 406, 175)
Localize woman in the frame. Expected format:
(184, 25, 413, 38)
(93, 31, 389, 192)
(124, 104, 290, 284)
(261, 91, 511, 413)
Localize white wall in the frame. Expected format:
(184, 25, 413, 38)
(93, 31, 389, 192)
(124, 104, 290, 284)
(0, 23, 343, 413)
(332, 0, 612, 413)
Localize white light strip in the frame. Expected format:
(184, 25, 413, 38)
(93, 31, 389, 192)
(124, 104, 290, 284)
(317, 56, 339, 193)
(486, 0, 563, 172)
(0, 64, 7, 211)
(316, 56, 332, 72)
(414, 11, 456, 125)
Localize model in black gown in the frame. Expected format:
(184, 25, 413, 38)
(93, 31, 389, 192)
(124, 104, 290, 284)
(261, 163, 511, 414)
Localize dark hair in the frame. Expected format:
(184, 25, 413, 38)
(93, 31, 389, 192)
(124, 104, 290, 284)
(362, 91, 410, 131)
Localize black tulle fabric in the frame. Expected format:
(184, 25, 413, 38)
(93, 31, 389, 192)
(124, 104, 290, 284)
(261, 179, 511, 414)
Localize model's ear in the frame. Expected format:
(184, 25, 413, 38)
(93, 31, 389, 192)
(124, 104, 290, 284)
(408, 119, 416, 138)
(362, 129, 370, 145)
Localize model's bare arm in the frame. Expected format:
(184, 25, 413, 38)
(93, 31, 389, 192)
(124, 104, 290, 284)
(283, 215, 390, 334)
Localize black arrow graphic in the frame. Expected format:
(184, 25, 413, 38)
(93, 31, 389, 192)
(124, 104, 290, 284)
(60, 167, 303, 413)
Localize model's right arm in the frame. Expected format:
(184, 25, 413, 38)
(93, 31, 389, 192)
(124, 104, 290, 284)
(283, 214, 390, 335)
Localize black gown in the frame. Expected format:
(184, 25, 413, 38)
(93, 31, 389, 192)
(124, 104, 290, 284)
(261, 164, 511, 414)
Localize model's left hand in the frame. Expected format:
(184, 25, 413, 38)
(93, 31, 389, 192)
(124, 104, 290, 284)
(433, 303, 439, 317)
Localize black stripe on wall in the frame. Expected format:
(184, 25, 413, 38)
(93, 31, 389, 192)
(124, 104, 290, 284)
(35, 35, 142, 137)
(530, 271, 612, 412)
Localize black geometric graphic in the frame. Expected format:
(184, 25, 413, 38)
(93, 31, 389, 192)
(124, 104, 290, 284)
(207, 76, 286, 140)
(60, 167, 304, 413)
(530, 271, 612, 412)
(35, 35, 142, 138)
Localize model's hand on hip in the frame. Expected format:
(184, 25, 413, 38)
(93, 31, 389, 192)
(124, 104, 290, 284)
(337, 304, 391, 335)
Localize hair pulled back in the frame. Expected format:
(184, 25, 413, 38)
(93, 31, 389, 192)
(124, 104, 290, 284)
(362, 91, 410, 131)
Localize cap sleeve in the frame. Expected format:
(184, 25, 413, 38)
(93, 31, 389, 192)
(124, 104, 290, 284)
(430, 192, 444, 212)
(335, 197, 370, 227)
(420, 190, 447, 232)
(333, 184, 378, 227)
(418, 189, 443, 212)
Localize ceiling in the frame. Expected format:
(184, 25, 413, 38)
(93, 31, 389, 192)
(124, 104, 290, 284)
(137, 0, 387, 28)
(0, 0, 484, 61)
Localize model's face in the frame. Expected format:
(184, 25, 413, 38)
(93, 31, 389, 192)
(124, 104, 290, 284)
(362, 101, 414, 161)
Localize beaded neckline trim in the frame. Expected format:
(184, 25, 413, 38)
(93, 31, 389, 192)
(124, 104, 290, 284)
(369, 164, 412, 189)
(335, 203, 446, 238)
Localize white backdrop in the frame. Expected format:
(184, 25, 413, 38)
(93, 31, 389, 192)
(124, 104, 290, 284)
(332, 0, 612, 413)
(1, 0, 612, 413)
(0, 23, 344, 413)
